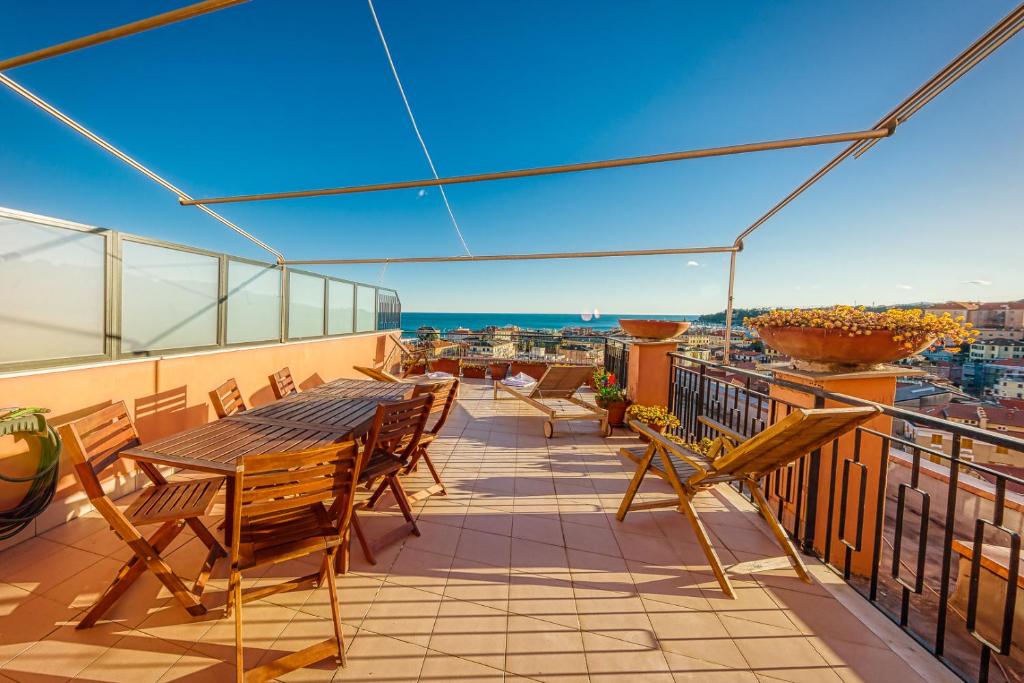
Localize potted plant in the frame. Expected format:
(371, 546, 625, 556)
(744, 306, 975, 372)
(626, 404, 680, 440)
(430, 357, 462, 375)
(593, 368, 628, 426)
(462, 362, 487, 379)
(510, 361, 547, 381)
(489, 361, 511, 381)
(402, 357, 427, 375)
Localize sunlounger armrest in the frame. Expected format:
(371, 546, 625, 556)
(697, 416, 745, 444)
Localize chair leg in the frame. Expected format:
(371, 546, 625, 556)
(389, 475, 420, 536)
(746, 478, 812, 584)
(232, 572, 245, 683)
(324, 550, 347, 667)
(77, 520, 185, 629)
(678, 492, 736, 599)
(126, 535, 207, 616)
(335, 527, 352, 574)
(351, 512, 376, 565)
(616, 443, 657, 521)
(420, 451, 447, 496)
(365, 478, 390, 510)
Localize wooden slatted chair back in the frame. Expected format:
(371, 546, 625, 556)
(231, 441, 362, 561)
(412, 379, 459, 435)
(59, 402, 141, 500)
(270, 367, 298, 399)
(211, 378, 247, 418)
(701, 406, 880, 482)
(532, 365, 594, 399)
(362, 394, 433, 463)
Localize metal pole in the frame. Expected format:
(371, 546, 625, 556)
(181, 128, 892, 206)
(0, 0, 250, 72)
(282, 244, 739, 266)
(723, 251, 738, 364)
(0, 73, 283, 263)
(732, 3, 1024, 248)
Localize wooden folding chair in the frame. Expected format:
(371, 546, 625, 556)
(348, 394, 433, 566)
(617, 406, 880, 597)
(227, 441, 361, 682)
(367, 379, 459, 506)
(270, 366, 298, 399)
(60, 402, 225, 629)
(493, 364, 608, 438)
(210, 378, 247, 418)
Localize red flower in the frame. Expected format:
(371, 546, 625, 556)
(607, 373, 616, 386)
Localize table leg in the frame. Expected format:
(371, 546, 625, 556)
(224, 475, 237, 547)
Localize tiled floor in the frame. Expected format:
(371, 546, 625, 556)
(0, 380, 956, 682)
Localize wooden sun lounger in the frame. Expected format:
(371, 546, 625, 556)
(617, 406, 880, 597)
(354, 365, 408, 383)
(493, 364, 607, 438)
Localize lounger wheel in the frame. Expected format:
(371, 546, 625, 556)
(600, 421, 612, 437)
(543, 421, 554, 438)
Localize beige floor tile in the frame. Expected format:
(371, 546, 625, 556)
(155, 649, 235, 682)
(335, 629, 427, 682)
(360, 584, 442, 647)
(462, 510, 515, 537)
(808, 637, 928, 683)
(642, 598, 747, 669)
(0, 591, 83, 667)
(427, 598, 507, 669)
(510, 536, 569, 577)
(385, 547, 453, 595)
(732, 632, 840, 683)
(77, 629, 189, 683)
(402, 518, 464, 556)
(511, 514, 564, 546)
(454, 528, 512, 568)
(1, 620, 122, 680)
(508, 571, 579, 629)
(664, 651, 759, 682)
(575, 592, 658, 647)
(504, 615, 589, 683)
(582, 630, 674, 682)
(299, 573, 382, 628)
(0, 537, 105, 597)
(418, 650, 505, 682)
(443, 557, 510, 610)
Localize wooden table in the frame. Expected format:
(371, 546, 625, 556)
(121, 377, 413, 543)
(122, 378, 411, 475)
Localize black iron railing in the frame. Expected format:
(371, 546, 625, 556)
(604, 338, 630, 388)
(667, 353, 1024, 683)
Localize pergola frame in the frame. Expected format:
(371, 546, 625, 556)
(1, 2, 1021, 360)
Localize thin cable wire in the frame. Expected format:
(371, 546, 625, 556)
(366, 0, 472, 256)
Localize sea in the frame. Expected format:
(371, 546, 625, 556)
(401, 312, 698, 333)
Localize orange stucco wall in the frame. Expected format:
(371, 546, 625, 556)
(0, 331, 400, 548)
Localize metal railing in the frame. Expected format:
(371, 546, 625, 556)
(604, 337, 630, 387)
(667, 353, 1024, 682)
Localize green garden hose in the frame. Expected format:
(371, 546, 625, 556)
(0, 407, 62, 540)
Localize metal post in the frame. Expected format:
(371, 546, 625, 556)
(723, 251, 738, 363)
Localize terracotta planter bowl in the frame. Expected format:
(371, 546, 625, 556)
(757, 326, 933, 370)
(620, 319, 691, 340)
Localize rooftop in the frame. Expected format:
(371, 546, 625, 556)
(0, 380, 953, 683)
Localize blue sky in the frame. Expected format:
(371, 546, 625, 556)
(1, 1, 1021, 314)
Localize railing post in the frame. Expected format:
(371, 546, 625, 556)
(766, 364, 919, 572)
(695, 363, 706, 439)
(801, 395, 826, 553)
